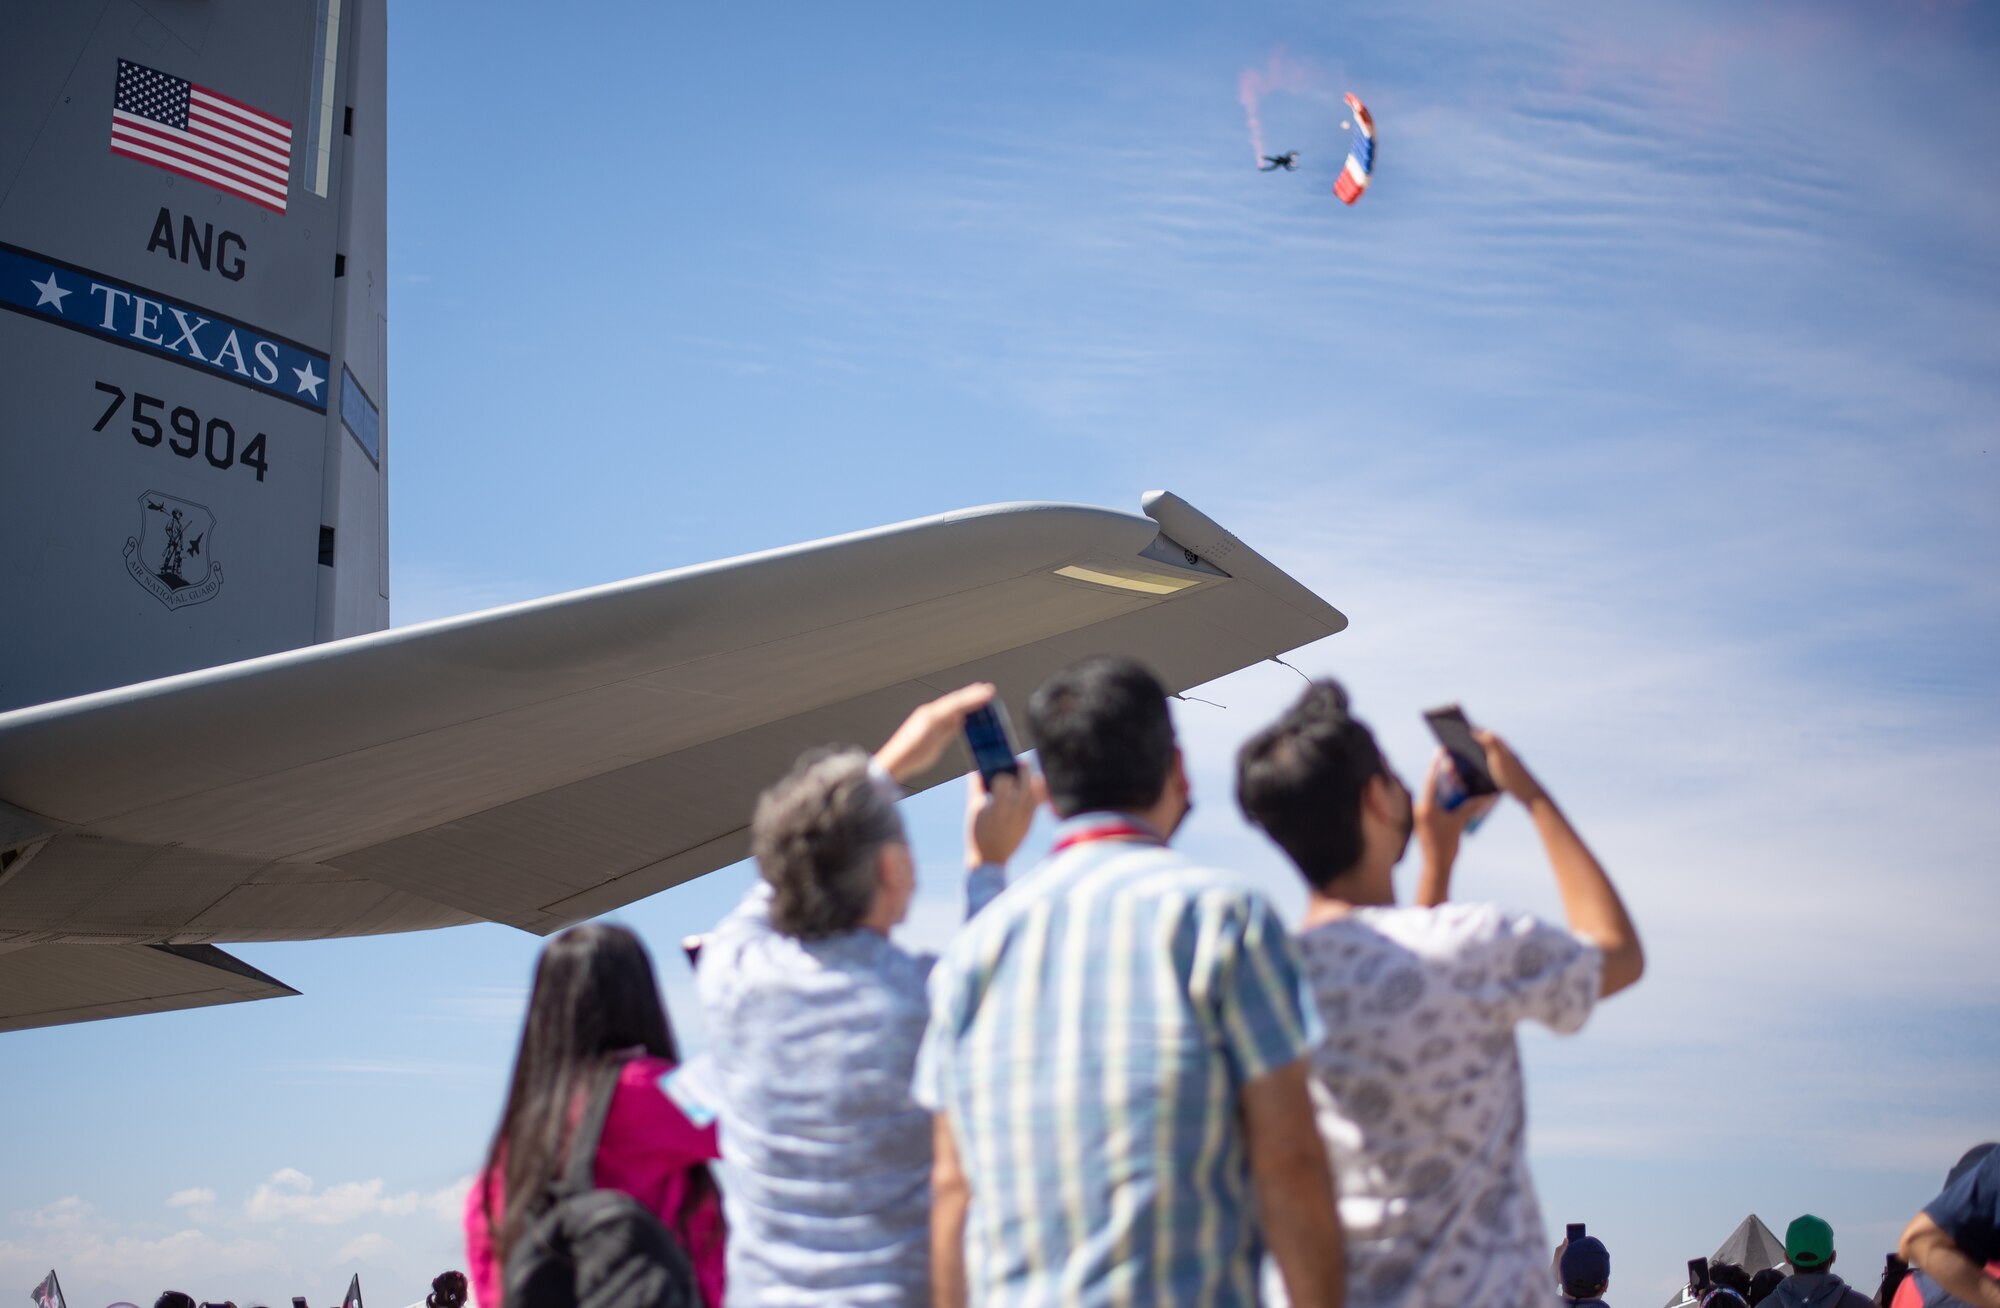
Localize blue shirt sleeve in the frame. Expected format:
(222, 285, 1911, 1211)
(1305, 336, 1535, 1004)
(964, 862, 1006, 920)
(1925, 1148, 2000, 1266)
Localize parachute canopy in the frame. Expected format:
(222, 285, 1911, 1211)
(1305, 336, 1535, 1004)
(1334, 92, 1375, 205)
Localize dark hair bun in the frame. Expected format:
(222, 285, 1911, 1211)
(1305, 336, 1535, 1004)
(427, 1272, 468, 1308)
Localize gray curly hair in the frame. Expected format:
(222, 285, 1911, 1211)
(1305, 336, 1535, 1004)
(751, 748, 906, 939)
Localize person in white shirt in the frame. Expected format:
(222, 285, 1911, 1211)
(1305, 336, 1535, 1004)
(1235, 680, 1645, 1308)
(692, 683, 1039, 1308)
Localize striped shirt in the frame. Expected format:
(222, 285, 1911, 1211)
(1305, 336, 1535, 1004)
(913, 813, 1320, 1307)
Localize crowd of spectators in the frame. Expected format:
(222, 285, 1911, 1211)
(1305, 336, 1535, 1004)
(1558, 1150, 2000, 1308)
(449, 655, 1999, 1308)
(137, 1272, 467, 1308)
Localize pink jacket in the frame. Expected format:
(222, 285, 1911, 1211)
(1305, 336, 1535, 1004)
(464, 1056, 724, 1308)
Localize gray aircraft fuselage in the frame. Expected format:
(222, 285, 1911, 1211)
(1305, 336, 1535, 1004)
(2, 0, 389, 713)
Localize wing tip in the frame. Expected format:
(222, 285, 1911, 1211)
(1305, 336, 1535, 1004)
(0, 941, 299, 1034)
(1142, 489, 1348, 637)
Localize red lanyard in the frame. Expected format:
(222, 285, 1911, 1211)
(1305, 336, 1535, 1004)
(1050, 822, 1161, 855)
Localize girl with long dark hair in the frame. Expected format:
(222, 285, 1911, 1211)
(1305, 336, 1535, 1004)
(463, 923, 724, 1307)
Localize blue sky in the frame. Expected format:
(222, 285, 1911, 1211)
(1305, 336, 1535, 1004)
(5, 0, 1999, 1302)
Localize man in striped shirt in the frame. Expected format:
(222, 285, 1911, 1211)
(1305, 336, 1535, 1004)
(914, 657, 1346, 1307)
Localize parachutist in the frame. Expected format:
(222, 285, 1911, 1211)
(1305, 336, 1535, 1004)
(1334, 92, 1375, 204)
(1259, 151, 1300, 171)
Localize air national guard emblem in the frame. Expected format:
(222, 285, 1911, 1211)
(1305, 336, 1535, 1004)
(124, 490, 223, 609)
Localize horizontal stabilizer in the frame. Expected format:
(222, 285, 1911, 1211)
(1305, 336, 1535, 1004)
(0, 941, 296, 1033)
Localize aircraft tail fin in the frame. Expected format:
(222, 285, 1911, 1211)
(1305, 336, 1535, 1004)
(0, 0, 390, 713)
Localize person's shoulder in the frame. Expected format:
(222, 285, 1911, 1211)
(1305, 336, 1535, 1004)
(928, 879, 1020, 981)
(709, 880, 776, 936)
(1135, 849, 1281, 905)
(617, 1054, 698, 1118)
(608, 1055, 722, 1144)
(1428, 899, 1514, 932)
(621, 1053, 677, 1086)
(869, 932, 938, 989)
(1356, 899, 1512, 947)
(697, 882, 778, 980)
(1926, 1146, 2000, 1233)
(953, 842, 1180, 929)
(1133, 861, 1293, 941)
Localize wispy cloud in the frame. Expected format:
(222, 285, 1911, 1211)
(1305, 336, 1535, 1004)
(0, 1177, 465, 1307)
(264, 1056, 490, 1084)
(417, 985, 528, 1026)
(388, 564, 553, 629)
(0, 1200, 285, 1302)
(333, 1231, 397, 1265)
(22, 1197, 90, 1232)
(243, 1169, 469, 1226)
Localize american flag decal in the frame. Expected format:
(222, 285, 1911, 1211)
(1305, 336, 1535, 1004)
(110, 59, 293, 213)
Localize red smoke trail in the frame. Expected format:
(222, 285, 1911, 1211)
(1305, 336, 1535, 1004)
(1237, 47, 1316, 165)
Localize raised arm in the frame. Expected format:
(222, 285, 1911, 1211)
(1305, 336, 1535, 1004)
(962, 767, 1043, 919)
(1900, 1212, 2000, 1308)
(1475, 729, 1645, 999)
(874, 682, 998, 785)
(871, 682, 1042, 919)
(1242, 1060, 1347, 1307)
(1411, 750, 1495, 908)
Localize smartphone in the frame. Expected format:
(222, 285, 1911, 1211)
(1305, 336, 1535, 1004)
(1688, 1257, 1710, 1292)
(1423, 704, 1499, 806)
(963, 701, 1019, 784)
(1566, 1223, 1585, 1242)
(293, 1298, 309, 1308)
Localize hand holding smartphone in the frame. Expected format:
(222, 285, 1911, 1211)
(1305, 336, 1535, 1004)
(962, 702, 1042, 868)
(962, 702, 1020, 784)
(1424, 703, 1499, 834)
(1423, 705, 1498, 803)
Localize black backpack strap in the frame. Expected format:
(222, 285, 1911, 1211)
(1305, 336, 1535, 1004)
(558, 1053, 631, 1194)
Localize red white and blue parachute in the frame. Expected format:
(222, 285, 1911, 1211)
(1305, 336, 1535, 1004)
(1334, 92, 1375, 205)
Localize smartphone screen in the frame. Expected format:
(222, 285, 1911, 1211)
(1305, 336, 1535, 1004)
(1566, 1223, 1585, 1242)
(1423, 704, 1499, 796)
(963, 702, 1019, 783)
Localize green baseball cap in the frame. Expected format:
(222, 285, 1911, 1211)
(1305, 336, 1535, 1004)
(1786, 1214, 1835, 1268)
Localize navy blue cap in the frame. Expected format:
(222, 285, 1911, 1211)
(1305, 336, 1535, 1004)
(1560, 1236, 1611, 1285)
